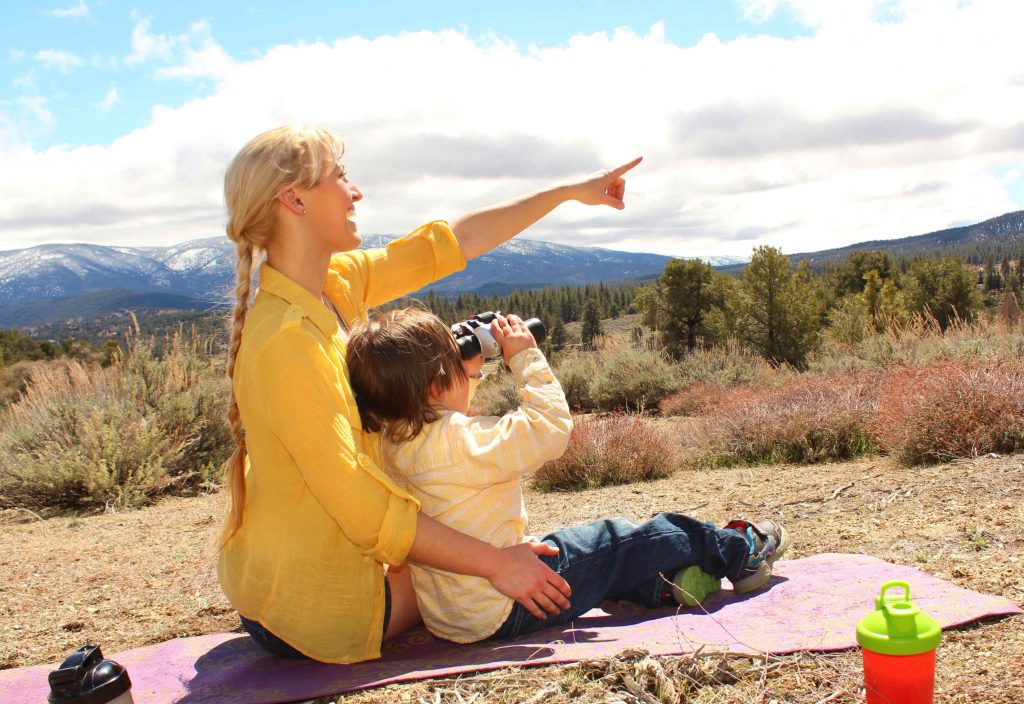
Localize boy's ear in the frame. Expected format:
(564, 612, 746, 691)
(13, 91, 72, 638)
(427, 380, 445, 402)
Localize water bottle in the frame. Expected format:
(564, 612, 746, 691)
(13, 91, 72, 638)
(47, 645, 133, 704)
(856, 581, 942, 704)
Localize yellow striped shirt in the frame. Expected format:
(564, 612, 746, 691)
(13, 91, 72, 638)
(382, 348, 572, 642)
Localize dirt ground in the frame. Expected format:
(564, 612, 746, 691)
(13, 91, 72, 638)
(2, 454, 1022, 703)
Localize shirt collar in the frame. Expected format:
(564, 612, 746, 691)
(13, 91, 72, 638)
(257, 261, 339, 339)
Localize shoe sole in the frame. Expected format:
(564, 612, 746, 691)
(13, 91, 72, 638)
(732, 525, 791, 594)
(671, 566, 722, 606)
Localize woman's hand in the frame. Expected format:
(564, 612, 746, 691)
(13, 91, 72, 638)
(451, 156, 643, 260)
(566, 157, 643, 210)
(486, 542, 572, 620)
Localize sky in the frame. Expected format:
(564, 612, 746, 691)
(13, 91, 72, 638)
(2, 0, 1023, 259)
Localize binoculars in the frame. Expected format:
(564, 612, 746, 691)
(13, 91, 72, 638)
(451, 311, 547, 360)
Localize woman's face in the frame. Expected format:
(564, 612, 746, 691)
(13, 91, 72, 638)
(302, 162, 364, 253)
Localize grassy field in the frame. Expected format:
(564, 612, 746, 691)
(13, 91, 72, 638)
(2, 450, 1021, 703)
(2, 314, 1024, 702)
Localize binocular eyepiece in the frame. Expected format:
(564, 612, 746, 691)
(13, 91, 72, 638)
(451, 311, 546, 360)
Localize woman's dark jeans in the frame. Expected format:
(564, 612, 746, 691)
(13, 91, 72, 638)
(240, 578, 392, 658)
(492, 513, 748, 639)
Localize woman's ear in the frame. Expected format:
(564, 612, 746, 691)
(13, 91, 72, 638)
(276, 187, 306, 215)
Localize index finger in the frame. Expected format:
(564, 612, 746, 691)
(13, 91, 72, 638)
(609, 156, 643, 179)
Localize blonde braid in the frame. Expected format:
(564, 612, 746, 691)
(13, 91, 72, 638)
(216, 236, 256, 548)
(215, 124, 346, 551)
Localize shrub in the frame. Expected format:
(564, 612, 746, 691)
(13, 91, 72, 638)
(658, 381, 724, 417)
(676, 339, 788, 388)
(871, 359, 1024, 466)
(0, 360, 53, 408)
(682, 373, 880, 468)
(553, 352, 599, 411)
(809, 314, 1024, 375)
(532, 413, 677, 491)
(0, 331, 230, 511)
(588, 347, 681, 412)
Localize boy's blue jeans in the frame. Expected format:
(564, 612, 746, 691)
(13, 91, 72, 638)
(491, 513, 749, 640)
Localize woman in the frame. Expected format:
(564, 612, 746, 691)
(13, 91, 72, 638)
(216, 124, 642, 663)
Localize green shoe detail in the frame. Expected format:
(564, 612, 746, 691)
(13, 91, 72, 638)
(671, 566, 722, 606)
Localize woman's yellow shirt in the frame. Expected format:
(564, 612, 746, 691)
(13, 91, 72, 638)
(217, 221, 466, 663)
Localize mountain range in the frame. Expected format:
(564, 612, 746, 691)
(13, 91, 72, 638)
(2, 209, 1023, 329)
(0, 235, 740, 327)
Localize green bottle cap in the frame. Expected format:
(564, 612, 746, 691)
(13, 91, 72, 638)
(857, 581, 942, 655)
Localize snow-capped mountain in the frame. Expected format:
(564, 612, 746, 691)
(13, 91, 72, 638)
(0, 235, 681, 309)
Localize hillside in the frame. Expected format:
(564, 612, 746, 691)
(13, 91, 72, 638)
(717, 210, 1024, 274)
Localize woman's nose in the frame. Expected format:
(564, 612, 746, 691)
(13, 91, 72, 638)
(351, 184, 363, 202)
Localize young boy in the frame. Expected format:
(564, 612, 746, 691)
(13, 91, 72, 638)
(347, 308, 789, 643)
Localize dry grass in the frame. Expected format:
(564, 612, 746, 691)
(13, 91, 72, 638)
(532, 413, 677, 491)
(679, 374, 880, 468)
(2, 452, 1021, 703)
(872, 359, 1024, 465)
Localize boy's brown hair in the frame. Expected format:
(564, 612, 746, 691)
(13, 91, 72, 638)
(347, 307, 468, 444)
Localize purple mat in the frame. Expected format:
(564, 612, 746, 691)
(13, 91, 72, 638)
(3, 554, 1020, 704)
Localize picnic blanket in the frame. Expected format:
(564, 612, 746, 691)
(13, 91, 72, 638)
(2, 553, 1020, 704)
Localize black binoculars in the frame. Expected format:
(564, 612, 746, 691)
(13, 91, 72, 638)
(450, 311, 547, 360)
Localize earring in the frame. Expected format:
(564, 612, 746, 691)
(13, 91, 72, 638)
(300, 209, 307, 215)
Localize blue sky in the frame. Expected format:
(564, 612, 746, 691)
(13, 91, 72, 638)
(2, 1, 1022, 257)
(3, 1, 806, 149)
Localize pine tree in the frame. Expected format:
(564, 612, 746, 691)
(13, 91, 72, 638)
(733, 246, 823, 367)
(659, 258, 719, 357)
(580, 299, 603, 349)
(549, 318, 567, 352)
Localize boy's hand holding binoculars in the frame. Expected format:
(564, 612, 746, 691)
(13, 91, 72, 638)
(490, 315, 537, 365)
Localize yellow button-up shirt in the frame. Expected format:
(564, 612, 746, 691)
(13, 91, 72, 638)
(217, 221, 466, 663)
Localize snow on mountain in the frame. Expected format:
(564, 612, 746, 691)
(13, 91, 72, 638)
(0, 235, 675, 308)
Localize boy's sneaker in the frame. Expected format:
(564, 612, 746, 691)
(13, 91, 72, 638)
(725, 519, 790, 594)
(670, 565, 721, 606)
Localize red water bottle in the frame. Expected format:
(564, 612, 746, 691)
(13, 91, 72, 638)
(856, 581, 942, 704)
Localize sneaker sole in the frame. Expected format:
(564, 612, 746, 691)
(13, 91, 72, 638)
(732, 525, 791, 594)
(671, 566, 722, 606)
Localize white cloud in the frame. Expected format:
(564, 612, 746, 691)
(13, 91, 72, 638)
(44, 1, 91, 19)
(2, 0, 1023, 258)
(35, 49, 84, 73)
(96, 87, 120, 112)
(124, 17, 177, 65)
(153, 21, 235, 81)
(12, 72, 35, 89)
(0, 97, 56, 151)
(10, 49, 27, 61)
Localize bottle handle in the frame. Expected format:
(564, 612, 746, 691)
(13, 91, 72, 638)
(875, 581, 911, 609)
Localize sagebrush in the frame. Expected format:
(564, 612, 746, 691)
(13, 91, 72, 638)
(0, 330, 230, 510)
(532, 413, 677, 491)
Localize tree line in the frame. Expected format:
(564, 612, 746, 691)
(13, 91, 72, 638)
(636, 247, 1022, 367)
(0, 329, 122, 369)
(4, 245, 1022, 371)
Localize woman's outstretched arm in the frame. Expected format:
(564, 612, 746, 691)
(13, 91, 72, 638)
(451, 157, 642, 260)
(408, 512, 572, 620)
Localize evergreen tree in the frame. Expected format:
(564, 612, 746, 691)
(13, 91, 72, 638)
(902, 256, 981, 329)
(580, 299, 603, 349)
(659, 258, 719, 357)
(549, 318, 568, 352)
(827, 250, 897, 300)
(733, 246, 823, 367)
